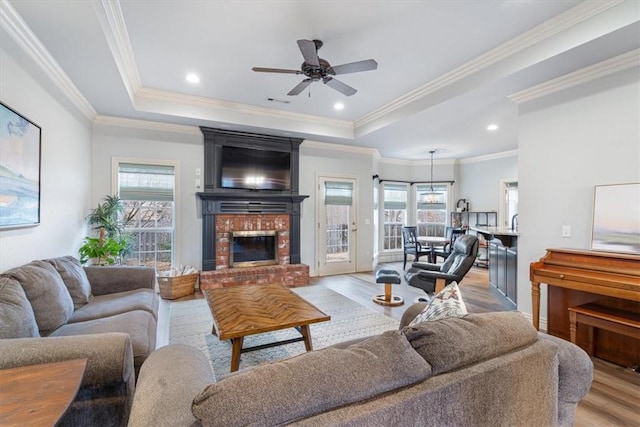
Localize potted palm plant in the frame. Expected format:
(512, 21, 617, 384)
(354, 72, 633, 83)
(79, 195, 135, 265)
(79, 227, 126, 265)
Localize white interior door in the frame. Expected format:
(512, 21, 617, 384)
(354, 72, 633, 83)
(317, 177, 357, 276)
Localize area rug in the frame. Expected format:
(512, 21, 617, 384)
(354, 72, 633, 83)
(169, 285, 400, 380)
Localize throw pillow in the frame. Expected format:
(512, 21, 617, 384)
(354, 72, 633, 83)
(2, 260, 74, 334)
(191, 330, 432, 426)
(402, 311, 539, 375)
(46, 256, 93, 309)
(0, 276, 40, 338)
(408, 281, 467, 326)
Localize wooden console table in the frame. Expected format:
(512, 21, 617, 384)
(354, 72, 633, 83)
(0, 358, 87, 426)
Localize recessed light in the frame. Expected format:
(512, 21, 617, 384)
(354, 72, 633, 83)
(334, 102, 344, 111)
(486, 124, 499, 131)
(186, 73, 200, 84)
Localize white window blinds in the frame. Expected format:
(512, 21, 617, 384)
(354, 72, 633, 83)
(324, 181, 353, 205)
(384, 183, 407, 210)
(118, 163, 175, 201)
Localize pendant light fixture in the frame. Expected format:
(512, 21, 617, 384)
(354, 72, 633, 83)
(420, 150, 442, 204)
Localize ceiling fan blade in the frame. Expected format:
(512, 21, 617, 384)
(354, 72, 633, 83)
(297, 39, 319, 66)
(287, 79, 312, 96)
(252, 67, 301, 74)
(329, 59, 378, 75)
(323, 77, 357, 96)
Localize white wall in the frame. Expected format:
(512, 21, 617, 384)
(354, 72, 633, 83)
(457, 152, 518, 215)
(517, 67, 640, 326)
(299, 142, 375, 275)
(91, 122, 204, 269)
(0, 36, 92, 271)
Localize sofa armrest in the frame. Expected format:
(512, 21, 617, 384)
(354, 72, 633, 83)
(84, 266, 155, 296)
(399, 302, 429, 328)
(0, 333, 135, 389)
(129, 344, 215, 427)
(538, 333, 594, 427)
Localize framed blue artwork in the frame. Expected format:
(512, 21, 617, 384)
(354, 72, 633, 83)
(0, 102, 41, 228)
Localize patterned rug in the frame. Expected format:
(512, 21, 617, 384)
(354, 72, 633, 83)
(169, 285, 400, 380)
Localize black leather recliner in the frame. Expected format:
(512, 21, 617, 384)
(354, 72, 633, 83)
(404, 234, 479, 295)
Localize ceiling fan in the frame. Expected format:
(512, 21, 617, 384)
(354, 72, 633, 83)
(252, 39, 378, 97)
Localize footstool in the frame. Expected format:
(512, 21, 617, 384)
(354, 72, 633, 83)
(373, 269, 404, 306)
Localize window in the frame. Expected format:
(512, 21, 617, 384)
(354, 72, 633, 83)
(383, 183, 407, 250)
(117, 162, 175, 272)
(416, 184, 448, 237)
(504, 181, 518, 227)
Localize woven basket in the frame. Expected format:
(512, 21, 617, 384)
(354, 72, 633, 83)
(157, 272, 198, 300)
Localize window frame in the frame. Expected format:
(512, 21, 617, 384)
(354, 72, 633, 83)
(111, 157, 180, 271)
(382, 182, 409, 252)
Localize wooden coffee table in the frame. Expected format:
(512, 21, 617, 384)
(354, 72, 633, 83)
(203, 284, 330, 372)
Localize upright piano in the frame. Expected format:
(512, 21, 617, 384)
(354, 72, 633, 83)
(530, 248, 640, 367)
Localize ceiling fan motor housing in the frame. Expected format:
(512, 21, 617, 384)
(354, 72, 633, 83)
(302, 58, 332, 81)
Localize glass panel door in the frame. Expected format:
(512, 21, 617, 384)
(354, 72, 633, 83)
(318, 177, 357, 276)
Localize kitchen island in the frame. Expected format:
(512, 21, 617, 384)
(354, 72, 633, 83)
(471, 226, 519, 309)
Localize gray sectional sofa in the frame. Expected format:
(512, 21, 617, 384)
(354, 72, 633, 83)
(128, 304, 594, 427)
(0, 256, 158, 427)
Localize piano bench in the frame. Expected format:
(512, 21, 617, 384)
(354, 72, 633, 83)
(568, 303, 640, 356)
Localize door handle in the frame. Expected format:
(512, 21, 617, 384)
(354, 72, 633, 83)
(351, 228, 357, 232)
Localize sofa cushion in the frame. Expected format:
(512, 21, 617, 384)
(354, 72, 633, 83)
(46, 256, 94, 309)
(2, 260, 74, 334)
(0, 276, 40, 338)
(69, 288, 158, 323)
(192, 330, 432, 426)
(409, 281, 467, 325)
(402, 311, 538, 375)
(50, 310, 156, 374)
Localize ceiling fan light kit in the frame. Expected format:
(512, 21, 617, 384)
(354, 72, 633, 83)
(252, 39, 378, 97)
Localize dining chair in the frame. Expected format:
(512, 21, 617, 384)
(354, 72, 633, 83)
(401, 226, 431, 270)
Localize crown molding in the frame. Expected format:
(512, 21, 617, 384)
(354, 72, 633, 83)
(0, 0, 96, 120)
(458, 149, 518, 165)
(509, 49, 640, 104)
(135, 87, 355, 140)
(301, 140, 378, 157)
(93, 0, 141, 103)
(355, 0, 626, 130)
(93, 114, 201, 135)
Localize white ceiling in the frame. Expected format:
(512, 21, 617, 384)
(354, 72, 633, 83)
(4, 0, 640, 160)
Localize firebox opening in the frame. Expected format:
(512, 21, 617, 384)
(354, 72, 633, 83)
(230, 230, 278, 268)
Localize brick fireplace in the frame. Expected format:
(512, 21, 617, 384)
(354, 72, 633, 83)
(196, 127, 309, 290)
(198, 210, 309, 290)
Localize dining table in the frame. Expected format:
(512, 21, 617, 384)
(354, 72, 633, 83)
(418, 236, 449, 263)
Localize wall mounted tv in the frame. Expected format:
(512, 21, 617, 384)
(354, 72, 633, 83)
(219, 145, 291, 191)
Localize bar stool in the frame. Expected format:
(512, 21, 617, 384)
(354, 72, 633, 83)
(373, 269, 404, 306)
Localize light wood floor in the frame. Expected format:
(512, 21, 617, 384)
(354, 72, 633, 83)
(157, 262, 639, 427)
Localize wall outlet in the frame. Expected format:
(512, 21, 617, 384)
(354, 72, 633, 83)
(195, 168, 201, 176)
(562, 225, 571, 238)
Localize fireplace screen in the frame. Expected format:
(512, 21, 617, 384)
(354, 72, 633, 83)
(230, 230, 278, 268)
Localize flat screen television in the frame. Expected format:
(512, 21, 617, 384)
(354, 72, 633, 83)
(219, 145, 291, 191)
